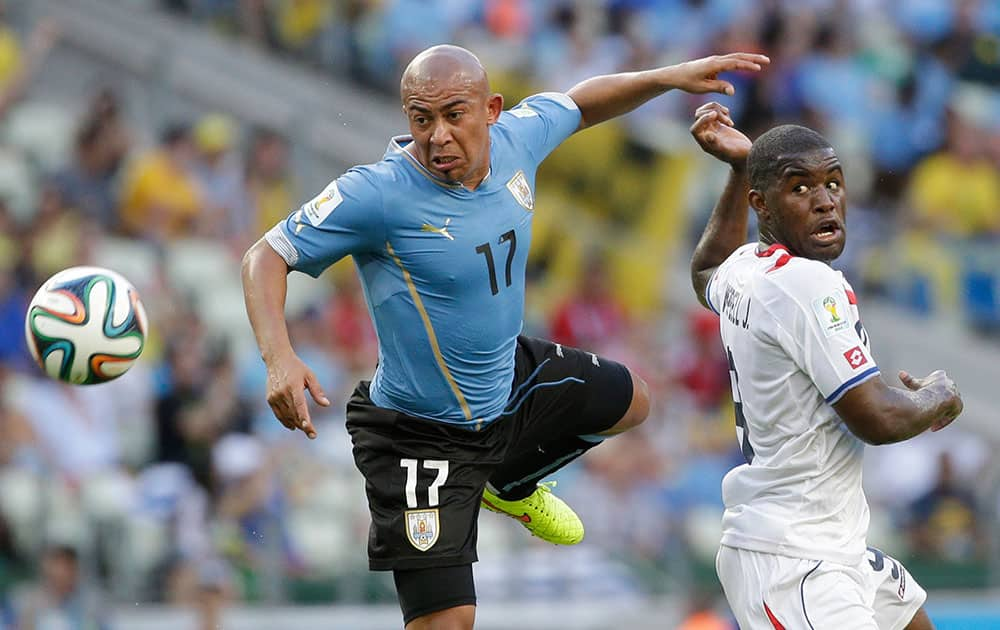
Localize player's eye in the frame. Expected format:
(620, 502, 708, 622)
(793, 184, 808, 194)
(827, 180, 840, 191)
(414, 115, 428, 125)
(448, 111, 463, 120)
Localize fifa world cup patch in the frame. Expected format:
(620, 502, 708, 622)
(812, 293, 850, 337)
(843, 346, 868, 369)
(405, 509, 440, 551)
(506, 170, 534, 210)
(303, 181, 343, 226)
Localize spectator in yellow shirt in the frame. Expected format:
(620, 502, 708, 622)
(119, 123, 203, 241)
(907, 111, 1000, 238)
(246, 127, 295, 238)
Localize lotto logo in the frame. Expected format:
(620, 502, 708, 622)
(844, 346, 868, 369)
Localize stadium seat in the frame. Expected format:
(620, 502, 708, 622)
(80, 470, 135, 523)
(0, 468, 43, 548)
(91, 236, 161, 293)
(0, 146, 36, 224)
(1, 101, 75, 172)
(164, 237, 240, 294)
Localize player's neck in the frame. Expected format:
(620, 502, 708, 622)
(460, 164, 490, 191)
(757, 231, 780, 254)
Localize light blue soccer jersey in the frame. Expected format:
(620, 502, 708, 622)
(265, 93, 581, 428)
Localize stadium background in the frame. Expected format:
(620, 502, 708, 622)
(0, 0, 998, 627)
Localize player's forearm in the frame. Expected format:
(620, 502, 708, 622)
(845, 381, 956, 445)
(872, 386, 957, 444)
(241, 238, 295, 363)
(690, 165, 750, 307)
(567, 66, 679, 130)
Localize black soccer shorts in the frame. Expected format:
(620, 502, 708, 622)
(345, 335, 633, 571)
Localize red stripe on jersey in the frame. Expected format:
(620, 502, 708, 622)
(846, 289, 857, 305)
(756, 243, 794, 273)
(767, 253, 792, 273)
(763, 602, 786, 630)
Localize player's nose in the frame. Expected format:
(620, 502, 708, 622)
(812, 188, 836, 214)
(430, 121, 452, 145)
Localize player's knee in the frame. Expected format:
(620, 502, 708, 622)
(615, 369, 650, 432)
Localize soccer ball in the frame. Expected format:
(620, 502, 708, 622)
(24, 266, 148, 385)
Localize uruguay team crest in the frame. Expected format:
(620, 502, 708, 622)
(405, 509, 440, 551)
(506, 170, 533, 210)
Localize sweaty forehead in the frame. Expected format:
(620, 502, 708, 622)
(401, 48, 488, 105)
(776, 148, 840, 178)
(402, 74, 484, 106)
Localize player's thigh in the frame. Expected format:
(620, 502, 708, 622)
(864, 547, 928, 630)
(717, 545, 879, 630)
(346, 382, 505, 572)
(505, 336, 634, 445)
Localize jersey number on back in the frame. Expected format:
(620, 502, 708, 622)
(475, 229, 517, 295)
(727, 347, 755, 464)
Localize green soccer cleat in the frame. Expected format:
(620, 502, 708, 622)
(481, 481, 584, 545)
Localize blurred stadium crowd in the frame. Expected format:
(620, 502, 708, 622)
(0, 0, 997, 627)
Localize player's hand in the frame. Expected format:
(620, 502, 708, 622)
(265, 351, 330, 439)
(690, 101, 751, 166)
(899, 369, 963, 432)
(665, 53, 770, 96)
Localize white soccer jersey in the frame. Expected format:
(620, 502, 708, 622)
(705, 242, 880, 566)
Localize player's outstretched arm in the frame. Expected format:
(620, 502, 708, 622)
(566, 53, 769, 131)
(689, 102, 753, 309)
(833, 370, 963, 445)
(242, 238, 330, 439)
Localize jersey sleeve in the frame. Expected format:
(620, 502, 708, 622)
(503, 92, 582, 164)
(705, 265, 726, 315)
(760, 263, 880, 404)
(264, 167, 385, 278)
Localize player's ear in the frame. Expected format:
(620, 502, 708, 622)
(486, 93, 503, 125)
(749, 189, 769, 223)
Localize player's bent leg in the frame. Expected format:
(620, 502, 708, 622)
(902, 607, 936, 630)
(395, 564, 477, 630)
(482, 338, 640, 544)
(598, 367, 650, 435)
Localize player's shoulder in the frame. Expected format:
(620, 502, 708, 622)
(497, 92, 579, 128)
(334, 143, 420, 196)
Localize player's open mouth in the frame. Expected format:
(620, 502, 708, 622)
(432, 156, 460, 172)
(811, 220, 842, 244)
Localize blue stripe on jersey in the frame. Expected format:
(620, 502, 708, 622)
(499, 377, 586, 416)
(505, 359, 551, 407)
(825, 366, 880, 404)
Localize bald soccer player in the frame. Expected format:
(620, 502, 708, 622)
(243, 45, 768, 629)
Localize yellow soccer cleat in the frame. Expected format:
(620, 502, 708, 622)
(481, 481, 584, 545)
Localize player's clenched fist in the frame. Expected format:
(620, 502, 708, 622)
(898, 369, 963, 432)
(265, 351, 330, 439)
